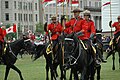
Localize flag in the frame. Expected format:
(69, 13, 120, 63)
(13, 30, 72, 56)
(103, 2, 111, 6)
(43, 0, 52, 3)
(72, 0, 79, 4)
(44, 1, 56, 7)
(4, 24, 17, 36)
(57, 0, 64, 3)
(57, 1, 67, 6)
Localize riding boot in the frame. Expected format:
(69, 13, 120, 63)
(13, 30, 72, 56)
(91, 46, 101, 65)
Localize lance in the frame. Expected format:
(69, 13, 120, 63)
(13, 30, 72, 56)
(56, 0, 58, 17)
(109, 0, 114, 51)
(110, 0, 113, 38)
(61, 0, 65, 66)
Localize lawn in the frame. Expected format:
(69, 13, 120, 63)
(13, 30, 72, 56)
(0, 53, 120, 80)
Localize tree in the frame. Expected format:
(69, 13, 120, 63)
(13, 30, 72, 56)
(36, 22, 44, 34)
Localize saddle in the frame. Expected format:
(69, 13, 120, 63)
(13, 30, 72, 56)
(46, 42, 59, 55)
(46, 44, 52, 54)
(79, 40, 96, 54)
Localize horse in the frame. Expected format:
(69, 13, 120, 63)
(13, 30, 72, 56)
(106, 36, 120, 70)
(0, 37, 35, 80)
(34, 21, 66, 80)
(94, 33, 104, 80)
(33, 38, 68, 80)
(62, 33, 95, 80)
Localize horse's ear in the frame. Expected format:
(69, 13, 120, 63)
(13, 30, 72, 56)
(44, 22, 48, 32)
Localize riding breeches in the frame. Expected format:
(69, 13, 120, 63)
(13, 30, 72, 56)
(82, 40, 96, 60)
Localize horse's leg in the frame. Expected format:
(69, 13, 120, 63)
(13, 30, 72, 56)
(106, 50, 114, 59)
(69, 69, 73, 80)
(89, 62, 95, 80)
(118, 52, 120, 69)
(59, 64, 66, 80)
(10, 65, 24, 80)
(80, 67, 87, 80)
(73, 68, 78, 80)
(112, 53, 115, 70)
(46, 62, 49, 80)
(4, 66, 10, 80)
(96, 65, 101, 80)
(53, 62, 59, 78)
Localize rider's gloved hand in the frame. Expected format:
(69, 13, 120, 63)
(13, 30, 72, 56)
(89, 33, 94, 40)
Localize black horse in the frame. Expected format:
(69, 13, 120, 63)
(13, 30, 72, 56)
(34, 39, 67, 80)
(94, 33, 104, 80)
(63, 34, 95, 80)
(34, 21, 66, 80)
(0, 37, 35, 80)
(106, 36, 120, 70)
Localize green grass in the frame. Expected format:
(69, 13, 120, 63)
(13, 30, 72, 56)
(0, 53, 120, 80)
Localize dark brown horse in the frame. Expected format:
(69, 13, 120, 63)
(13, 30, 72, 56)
(0, 37, 35, 80)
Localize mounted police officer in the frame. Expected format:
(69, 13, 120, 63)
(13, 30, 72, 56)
(110, 16, 120, 49)
(64, 8, 83, 34)
(46, 16, 63, 57)
(79, 10, 97, 63)
(64, 9, 99, 64)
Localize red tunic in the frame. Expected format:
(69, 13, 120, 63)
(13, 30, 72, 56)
(112, 22, 120, 34)
(0, 28, 5, 42)
(47, 22, 63, 40)
(64, 16, 83, 34)
(78, 19, 96, 40)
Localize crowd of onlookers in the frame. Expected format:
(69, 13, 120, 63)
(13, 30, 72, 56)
(102, 35, 111, 51)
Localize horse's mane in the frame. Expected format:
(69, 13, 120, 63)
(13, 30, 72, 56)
(9, 39, 23, 47)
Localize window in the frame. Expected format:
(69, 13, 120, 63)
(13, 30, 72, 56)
(35, 3, 37, 10)
(5, 1, 9, 9)
(26, 3, 27, 10)
(95, 2, 98, 7)
(31, 14, 33, 21)
(14, 13, 17, 21)
(21, 14, 22, 21)
(26, 14, 28, 21)
(29, 3, 31, 10)
(5, 13, 9, 21)
(80, 1, 82, 8)
(20, 2, 22, 9)
(31, 3, 33, 10)
(36, 14, 37, 21)
(14, 1, 16, 9)
(18, 13, 20, 21)
(29, 14, 31, 21)
(24, 14, 26, 21)
(89, 1, 91, 7)
(99, 2, 101, 7)
(23, 2, 25, 10)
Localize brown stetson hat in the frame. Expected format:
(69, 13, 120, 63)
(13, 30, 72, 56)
(71, 8, 82, 13)
(51, 16, 57, 20)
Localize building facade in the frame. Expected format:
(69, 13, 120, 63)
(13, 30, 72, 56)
(0, 0, 42, 35)
(44, 0, 101, 30)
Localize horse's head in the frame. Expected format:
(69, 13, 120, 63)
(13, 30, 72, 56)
(63, 36, 79, 70)
(23, 37, 35, 54)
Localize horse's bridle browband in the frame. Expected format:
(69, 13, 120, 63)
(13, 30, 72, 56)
(24, 39, 31, 42)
